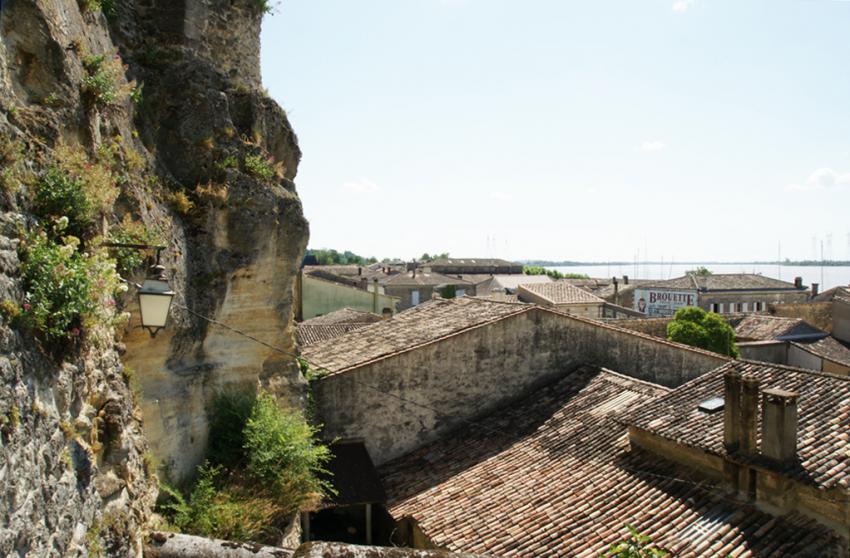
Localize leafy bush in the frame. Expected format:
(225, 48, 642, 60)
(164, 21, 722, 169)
(243, 154, 275, 180)
(108, 214, 163, 277)
(243, 394, 332, 513)
(33, 168, 94, 238)
(686, 266, 712, 276)
(215, 155, 239, 172)
(207, 387, 255, 470)
(605, 525, 668, 557)
(667, 306, 739, 357)
(17, 231, 93, 342)
(81, 53, 132, 108)
(157, 390, 333, 544)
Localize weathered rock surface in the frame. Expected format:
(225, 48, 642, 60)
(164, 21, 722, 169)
(0, 0, 308, 554)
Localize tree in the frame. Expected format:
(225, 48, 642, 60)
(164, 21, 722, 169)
(686, 266, 712, 276)
(667, 306, 739, 357)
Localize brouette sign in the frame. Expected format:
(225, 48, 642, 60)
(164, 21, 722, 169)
(633, 288, 698, 317)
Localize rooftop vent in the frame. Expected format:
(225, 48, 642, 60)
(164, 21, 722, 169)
(698, 397, 724, 413)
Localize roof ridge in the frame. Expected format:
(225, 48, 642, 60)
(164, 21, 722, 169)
(735, 358, 850, 381)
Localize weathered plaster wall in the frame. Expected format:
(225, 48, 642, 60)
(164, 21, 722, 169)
(302, 274, 397, 321)
(738, 342, 789, 365)
(769, 301, 833, 333)
(315, 308, 728, 465)
(787, 344, 825, 372)
(833, 300, 850, 344)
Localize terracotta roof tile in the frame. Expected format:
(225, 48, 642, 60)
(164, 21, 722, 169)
(379, 367, 839, 556)
(642, 274, 803, 292)
(626, 360, 850, 490)
(300, 308, 384, 326)
(296, 324, 372, 347)
(518, 281, 605, 305)
(302, 298, 530, 373)
(731, 315, 824, 341)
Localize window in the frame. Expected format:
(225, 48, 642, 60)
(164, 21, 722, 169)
(753, 302, 762, 312)
(736, 302, 743, 312)
(710, 303, 720, 313)
(457, 289, 465, 297)
(411, 290, 420, 306)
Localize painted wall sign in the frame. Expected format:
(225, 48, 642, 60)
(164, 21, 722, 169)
(634, 288, 698, 317)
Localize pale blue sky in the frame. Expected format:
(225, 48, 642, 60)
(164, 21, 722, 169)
(260, 0, 850, 262)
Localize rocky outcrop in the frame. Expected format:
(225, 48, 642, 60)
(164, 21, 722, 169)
(0, 0, 308, 554)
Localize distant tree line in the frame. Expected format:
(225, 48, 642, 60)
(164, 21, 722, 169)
(308, 248, 377, 266)
(419, 252, 449, 262)
(523, 266, 590, 280)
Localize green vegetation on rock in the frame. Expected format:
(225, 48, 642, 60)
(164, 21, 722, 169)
(157, 390, 333, 544)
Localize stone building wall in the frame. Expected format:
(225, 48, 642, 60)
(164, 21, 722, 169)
(315, 308, 728, 465)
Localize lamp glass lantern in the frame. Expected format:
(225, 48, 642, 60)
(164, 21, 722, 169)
(137, 263, 174, 337)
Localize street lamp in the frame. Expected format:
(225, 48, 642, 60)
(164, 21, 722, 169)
(104, 243, 174, 337)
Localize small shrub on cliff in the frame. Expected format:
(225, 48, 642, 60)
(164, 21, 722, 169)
(243, 394, 332, 512)
(157, 390, 333, 544)
(243, 154, 276, 181)
(16, 231, 93, 342)
(81, 53, 133, 109)
(194, 181, 229, 207)
(33, 168, 94, 237)
(168, 191, 195, 215)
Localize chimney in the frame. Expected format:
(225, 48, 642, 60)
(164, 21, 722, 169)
(623, 275, 629, 285)
(761, 388, 799, 462)
(794, 276, 802, 289)
(372, 278, 379, 314)
(358, 266, 362, 276)
(811, 283, 819, 298)
(739, 375, 760, 454)
(381, 307, 392, 320)
(612, 277, 619, 298)
(723, 370, 742, 451)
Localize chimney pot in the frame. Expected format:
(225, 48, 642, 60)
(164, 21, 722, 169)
(794, 276, 803, 289)
(739, 374, 760, 454)
(623, 275, 629, 285)
(761, 388, 798, 462)
(812, 283, 819, 298)
(723, 370, 742, 451)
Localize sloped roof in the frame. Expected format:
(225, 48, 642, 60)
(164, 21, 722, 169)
(730, 315, 825, 341)
(301, 298, 530, 374)
(384, 271, 473, 287)
(793, 336, 850, 367)
(293, 542, 488, 558)
(490, 274, 552, 291)
(300, 308, 383, 326)
(626, 360, 850, 491)
(296, 324, 373, 347)
(379, 367, 839, 557)
(642, 274, 803, 292)
(518, 281, 605, 305)
(427, 258, 518, 268)
(813, 285, 850, 303)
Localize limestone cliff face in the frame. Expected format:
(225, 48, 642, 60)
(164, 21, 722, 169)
(0, 0, 308, 554)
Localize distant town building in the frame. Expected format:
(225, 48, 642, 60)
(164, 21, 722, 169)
(383, 271, 475, 311)
(633, 274, 810, 317)
(298, 270, 399, 320)
(423, 257, 523, 275)
(516, 281, 605, 318)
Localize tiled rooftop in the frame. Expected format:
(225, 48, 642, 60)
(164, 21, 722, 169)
(518, 281, 605, 305)
(296, 324, 372, 347)
(384, 271, 474, 287)
(302, 298, 530, 373)
(379, 367, 839, 557)
(626, 360, 850, 490)
(793, 336, 850, 367)
(813, 285, 850, 303)
(300, 308, 383, 326)
(643, 274, 803, 292)
(730, 314, 824, 341)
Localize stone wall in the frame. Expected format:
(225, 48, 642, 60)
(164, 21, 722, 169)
(315, 308, 728, 465)
(606, 317, 672, 339)
(0, 0, 308, 552)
